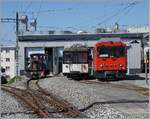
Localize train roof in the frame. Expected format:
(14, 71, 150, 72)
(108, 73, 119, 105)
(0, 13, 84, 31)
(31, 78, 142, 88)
(95, 38, 126, 46)
(64, 47, 88, 52)
(99, 38, 122, 42)
(64, 43, 88, 52)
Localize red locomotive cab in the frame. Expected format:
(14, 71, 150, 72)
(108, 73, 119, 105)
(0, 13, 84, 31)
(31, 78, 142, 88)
(93, 40, 127, 80)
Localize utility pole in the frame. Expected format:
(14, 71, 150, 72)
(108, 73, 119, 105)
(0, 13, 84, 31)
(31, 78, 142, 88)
(1, 12, 19, 76)
(16, 12, 19, 76)
(1, 13, 28, 77)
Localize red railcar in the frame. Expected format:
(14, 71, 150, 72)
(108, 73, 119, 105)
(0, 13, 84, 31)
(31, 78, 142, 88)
(93, 39, 127, 80)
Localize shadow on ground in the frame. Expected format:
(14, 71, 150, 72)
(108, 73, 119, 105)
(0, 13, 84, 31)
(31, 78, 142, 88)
(88, 74, 147, 82)
(125, 74, 146, 80)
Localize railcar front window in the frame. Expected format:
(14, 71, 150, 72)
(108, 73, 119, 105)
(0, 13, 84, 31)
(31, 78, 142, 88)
(63, 52, 73, 63)
(98, 46, 125, 58)
(76, 52, 88, 63)
(63, 52, 88, 63)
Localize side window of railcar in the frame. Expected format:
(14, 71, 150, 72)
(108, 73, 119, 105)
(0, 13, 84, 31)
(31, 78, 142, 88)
(73, 52, 88, 63)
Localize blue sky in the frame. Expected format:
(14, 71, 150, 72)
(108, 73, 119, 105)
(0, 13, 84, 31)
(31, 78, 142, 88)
(0, 0, 148, 45)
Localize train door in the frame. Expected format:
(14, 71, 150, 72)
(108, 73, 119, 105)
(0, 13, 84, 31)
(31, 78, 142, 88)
(58, 48, 64, 74)
(53, 47, 64, 74)
(127, 40, 142, 74)
(45, 48, 53, 75)
(58, 57, 62, 73)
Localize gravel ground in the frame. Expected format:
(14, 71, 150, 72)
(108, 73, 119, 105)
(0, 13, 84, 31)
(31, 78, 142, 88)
(1, 76, 149, 119)
(84, 104, 149, 119)
(1, 90, 37, 118)
(10, 77, 28, 89)
(1, 77, 38, 118)
(39, 76, 149, 119)
(1, 78, 64, 118)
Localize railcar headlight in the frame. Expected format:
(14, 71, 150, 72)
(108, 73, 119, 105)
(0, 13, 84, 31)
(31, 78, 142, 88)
(119, 64, 123, 67)
(100, 64, 103, 68)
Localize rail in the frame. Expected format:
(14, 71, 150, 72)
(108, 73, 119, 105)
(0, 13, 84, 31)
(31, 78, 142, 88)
(1, 79, 87, 118)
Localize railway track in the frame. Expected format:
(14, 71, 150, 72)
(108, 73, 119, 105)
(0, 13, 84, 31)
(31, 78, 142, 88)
(1, 79, 86, 118)
(2, 77, 148, 118)
(79, 80, 149, 97)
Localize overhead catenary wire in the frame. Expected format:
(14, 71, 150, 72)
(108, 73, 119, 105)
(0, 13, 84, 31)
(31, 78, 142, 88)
(59, 0, 143, 30)
(23, 1, 33, 14)
(97, 2, 133, 26)
(36, 0, 43, 20)
(19, 8, 73, 14)
(116, 5, 135, 23)
(116, 0, 147, 23)
(97, 1, 140, 26)
(76, 2, 129, 26)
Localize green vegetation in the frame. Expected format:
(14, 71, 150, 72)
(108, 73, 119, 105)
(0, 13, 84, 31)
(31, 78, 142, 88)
(7, 76, 22, 84)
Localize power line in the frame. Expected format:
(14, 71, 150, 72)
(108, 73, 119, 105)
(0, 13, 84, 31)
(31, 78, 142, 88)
(97, 4, 132, 25)
(36, 0, 43, 19)
(19, 8, 73, 14)
(116, 5, 135, 23)
(70, 0, 143, 29)
(23, 1, 33, 14)
(97, 1, 140, 26)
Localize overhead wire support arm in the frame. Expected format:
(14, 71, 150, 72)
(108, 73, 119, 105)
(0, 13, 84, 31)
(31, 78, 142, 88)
(0, 18, 16, 23)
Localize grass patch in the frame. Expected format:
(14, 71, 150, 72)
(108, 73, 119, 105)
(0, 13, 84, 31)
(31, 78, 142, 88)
(7, 76, 22, 84)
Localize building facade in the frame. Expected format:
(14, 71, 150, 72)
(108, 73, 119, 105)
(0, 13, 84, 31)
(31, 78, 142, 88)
(1, 46, 16, 78)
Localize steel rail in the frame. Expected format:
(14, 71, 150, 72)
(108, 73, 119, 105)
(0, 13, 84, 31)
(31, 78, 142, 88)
(1, 86, 49, 118)
(35, 79, 87, 118)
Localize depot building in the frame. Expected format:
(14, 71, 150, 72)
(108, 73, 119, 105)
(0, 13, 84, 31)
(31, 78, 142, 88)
(18, 31, 149, 76)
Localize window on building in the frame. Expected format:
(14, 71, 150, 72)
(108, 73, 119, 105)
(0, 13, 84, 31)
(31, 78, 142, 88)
(6, 58, 10, 62)
(6, 66, 10, 71)
(6, 49, 10, 53)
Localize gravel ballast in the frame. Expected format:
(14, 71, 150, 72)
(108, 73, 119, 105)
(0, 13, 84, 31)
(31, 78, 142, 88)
(1, 90, 37, 118)
(39, 76, 149, 119)
(1, 76, 149, 118)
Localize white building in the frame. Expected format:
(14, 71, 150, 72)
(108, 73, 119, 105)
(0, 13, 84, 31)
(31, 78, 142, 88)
(0, 46, 16, 78)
